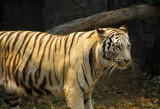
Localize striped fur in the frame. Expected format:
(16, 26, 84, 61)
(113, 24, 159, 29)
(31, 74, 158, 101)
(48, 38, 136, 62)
(0, 25, 131, 109)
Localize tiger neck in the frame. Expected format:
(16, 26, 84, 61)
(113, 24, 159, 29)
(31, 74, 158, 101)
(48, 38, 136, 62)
(89, 40, 104, 80)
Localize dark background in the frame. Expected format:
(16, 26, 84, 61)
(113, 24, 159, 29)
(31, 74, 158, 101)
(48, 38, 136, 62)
(0, 0, 160, 75)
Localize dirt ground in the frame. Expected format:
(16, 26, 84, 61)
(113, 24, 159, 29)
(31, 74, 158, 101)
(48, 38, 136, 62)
(93, 69, 160, 109)
(0, 68, 160, 109)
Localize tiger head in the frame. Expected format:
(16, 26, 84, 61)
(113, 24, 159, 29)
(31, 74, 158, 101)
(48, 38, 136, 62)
(96, 25, 132, 70)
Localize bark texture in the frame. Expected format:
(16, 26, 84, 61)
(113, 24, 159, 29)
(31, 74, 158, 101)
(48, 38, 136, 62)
(46, 3, 160, 35)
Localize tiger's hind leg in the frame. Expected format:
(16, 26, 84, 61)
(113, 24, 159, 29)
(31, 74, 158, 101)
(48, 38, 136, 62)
(1, 82, 20, 109)
(3, 93, 20, 109)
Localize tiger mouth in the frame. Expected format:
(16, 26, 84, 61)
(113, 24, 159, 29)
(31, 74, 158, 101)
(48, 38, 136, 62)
(117, 62, 131, 70)
(117, 64, 128, 69)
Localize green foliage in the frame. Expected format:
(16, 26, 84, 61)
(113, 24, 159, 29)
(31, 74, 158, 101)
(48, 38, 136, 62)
(143, 40, 160, 75)
(0, 93, 4, 104)
(142, 40, 160, 95)
(51, 96, 66, 106)
(26, 103, 50, 109)
(92, 93, 102, 105)
(133, 101, 143, 107)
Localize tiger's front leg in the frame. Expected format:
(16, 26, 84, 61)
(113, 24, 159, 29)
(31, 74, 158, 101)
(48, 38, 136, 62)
(64, 88, 84, 109)
(84, 92, 93, 109)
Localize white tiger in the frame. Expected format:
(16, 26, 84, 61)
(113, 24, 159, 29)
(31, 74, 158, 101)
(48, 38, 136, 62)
(0, 25, 131, 109)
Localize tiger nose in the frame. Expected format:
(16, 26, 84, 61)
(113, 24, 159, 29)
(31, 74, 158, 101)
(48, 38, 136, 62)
(124, 59, 131, 64)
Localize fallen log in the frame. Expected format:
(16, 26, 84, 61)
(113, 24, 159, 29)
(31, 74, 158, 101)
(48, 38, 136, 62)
(47, 3, 160, 35)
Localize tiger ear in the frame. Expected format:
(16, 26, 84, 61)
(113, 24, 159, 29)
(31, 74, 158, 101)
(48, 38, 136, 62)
(119, 25, 128, 33)
(95, 27, 106, 39)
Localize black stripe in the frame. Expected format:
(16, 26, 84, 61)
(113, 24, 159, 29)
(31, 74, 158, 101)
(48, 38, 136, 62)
(4, 99, 10, 104)
(110, 33, 115, 38)
(6, 93, 16, 96)
(0, 32, 6, 42)
(63, 61, 65, 86)
(40, 76, 52, 95)
(62, 36, 69, 86)
(48, 36, 56, 59)
(76, 72, 85, 92)
(28, 73, 33, 87)
(59, 37, 63, 52)
(54, 37, 60, 52)
(14, 65, 20, 86)
(49, 71, 53, 86)
(12, 33, 28, 73)
(48, 37, 60, 85)
(6, 37, 12, 59)
(107, 37, 112, 50)
(17, 32, 31, 55)
(44, 89, 52, 95)
(77, 32, 85, 43)
(0, 32, 5, 37)
(20, 79, 32, 95)
(15, 53, 20, 67)
(37, 68, 41, 80)
(5, 98, 19, 107)
(39, 36, 51, 74)
(37, 34, 48, 57)
(36, 36, 51, 82)
(82, 46, 90, 82)
(102, 40, 107, 53)
(12, 53, 18, 74)
(33, 88, 44, 95)
(40, 76, 47, 89)
(54, 67, 60, 84)
(69, 32, 77, 65)
(11, 32, 31, 73)
(89, 46, 94, 80)
(84, 98, 90, 104)
(22, 33, 34, 57)
(93, 66, 96, 78)
(89, 41, 98, 80)
(1, 57, 3, 75)
(4, 32, 14, 48)
(64, 35, 69, 56)
(22, 33, 39, 81)
(35, 68, 39, 84)
(28, 73, 44, 95)
(9, 103, 19, 107)
(7, 96, 19, 101)
(12, 31, 23, 52)
(22, 51, 33, 82)
(62, 60, 65, 87)
(7, 54, 14, 79)
(86, 31, 95, 38)
(115, 37, 119, 39)
(82, 65, 90, 87)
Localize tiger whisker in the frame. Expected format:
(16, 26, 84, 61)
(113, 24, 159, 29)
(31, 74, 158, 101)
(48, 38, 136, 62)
(132, 58, 142, 63)
(102, 64, 116, 78)
(131, 63, 135, 71)
(108, 64, 117, 78)
(128, 61, 141, 76)
(103, 64, 114, 74)
(133, 62, 141, 73)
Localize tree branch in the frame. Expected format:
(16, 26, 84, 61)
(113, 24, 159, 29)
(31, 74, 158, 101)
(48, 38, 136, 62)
(47, 3, 160, 35)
